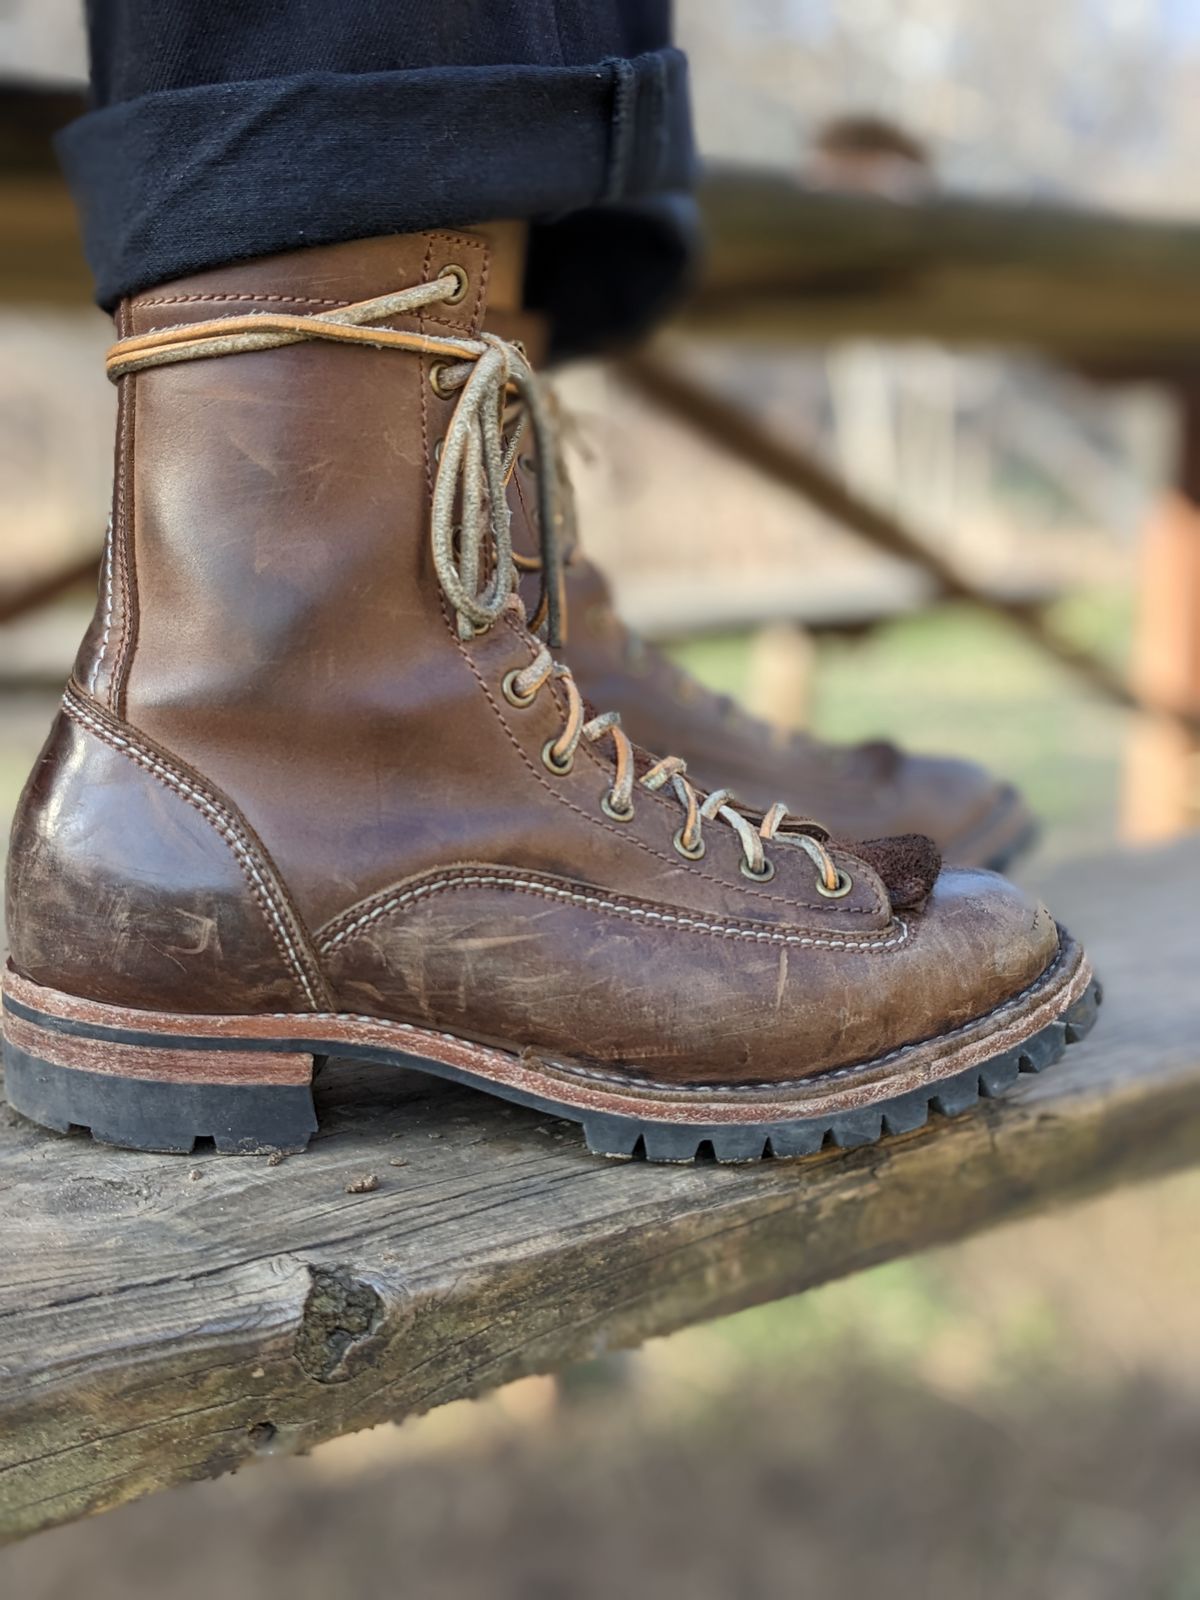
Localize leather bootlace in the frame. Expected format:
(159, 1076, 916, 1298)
(107, 270, 844, 893)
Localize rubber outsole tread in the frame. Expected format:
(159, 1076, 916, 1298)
(582, 978, 1100, 1162)
(2, 978, 1102, 1164)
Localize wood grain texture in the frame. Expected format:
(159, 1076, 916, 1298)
(1, 840, 1198, 1543)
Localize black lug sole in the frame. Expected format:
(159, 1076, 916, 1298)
(2, 978, 1102, 1164)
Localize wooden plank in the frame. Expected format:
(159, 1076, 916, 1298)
(0, 84, 90, 305)
(692, 169, 1200, 359)
(1, 838, 1197, 1543)
(0, 549, 98, 628)
(0, 83, 85, 177)
(0, 177, 91, 306)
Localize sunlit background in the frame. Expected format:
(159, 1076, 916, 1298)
(1, 3, 1198, 1595)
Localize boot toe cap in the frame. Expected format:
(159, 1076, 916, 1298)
(914, 864, 1061, 1025)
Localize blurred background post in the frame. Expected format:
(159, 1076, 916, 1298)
(1, 2, 1198, 1595)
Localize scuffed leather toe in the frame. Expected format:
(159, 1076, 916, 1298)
(906, 864, 1061, 1028)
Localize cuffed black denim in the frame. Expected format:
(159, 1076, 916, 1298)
(58, 2, 698, 359)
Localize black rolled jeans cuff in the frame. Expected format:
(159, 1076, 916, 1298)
(57, 47, 697, 359)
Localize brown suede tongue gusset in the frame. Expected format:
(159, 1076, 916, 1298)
(584, 686, 934, 908)
(839, 833, 942, 910)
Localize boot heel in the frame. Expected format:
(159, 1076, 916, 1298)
(2, 1003, 317, 1155)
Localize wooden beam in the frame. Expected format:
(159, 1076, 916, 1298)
(1, 838, 1198, 1543)
(0, 84, 85, 176)
(0, 549, 99, 627)
(0, 83, 89, 304)
(692, 168, 1200, 360)
(0, 177, 91, 306)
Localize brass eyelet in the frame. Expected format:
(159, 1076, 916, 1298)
(501, 668, 538, 708)
(439, 263, 470, 305)
(432, 437, 444, 464)
(600, 791, 635, 823)
(816, 867, 854, 899)
(429, 360, 454, 399)
(673, 828, 706, 861)
(740, 857, 776, 883)
(541, 739, 574, 776)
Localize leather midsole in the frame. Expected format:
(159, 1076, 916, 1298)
(2, 936, 1091, 1126)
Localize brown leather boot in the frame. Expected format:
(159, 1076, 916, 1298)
(511, 481, 1036, 870)
(2, 229, 1099, 1161)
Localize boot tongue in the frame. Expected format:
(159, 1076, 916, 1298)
(582, 676, 938, 901)
(486, 308, 550, 366)
(839, 833, 942, 910)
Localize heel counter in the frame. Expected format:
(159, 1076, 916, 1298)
(6, 695, 328, 1014)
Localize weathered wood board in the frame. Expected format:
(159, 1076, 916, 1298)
(692, 169, 1200, 358)
(1, 837, 1197, 1543)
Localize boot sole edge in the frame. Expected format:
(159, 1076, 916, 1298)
(1, 944, 1098, 1163)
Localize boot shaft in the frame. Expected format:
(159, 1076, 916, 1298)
(8, 229, 541, 999)
(62, 229, 574, 931)
(81, 230, 502, 737)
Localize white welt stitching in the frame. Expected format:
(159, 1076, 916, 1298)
(146, 936, 1072, 1098)
(40, 933, 1074, 1100)
(63, 690, 323, 1010)
(88, 518, 115, 696)
(319, 871, 909, 954)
